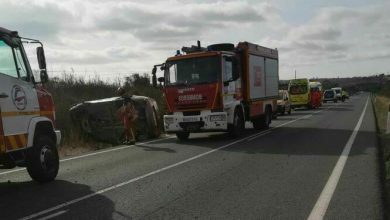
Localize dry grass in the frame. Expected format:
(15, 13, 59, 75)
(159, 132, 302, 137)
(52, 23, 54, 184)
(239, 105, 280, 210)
(45, 73, 164, 157)
(374, 96, 390, 134)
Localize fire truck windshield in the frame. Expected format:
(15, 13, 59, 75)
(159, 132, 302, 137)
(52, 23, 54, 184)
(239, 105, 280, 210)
(165, 56, 220, 86)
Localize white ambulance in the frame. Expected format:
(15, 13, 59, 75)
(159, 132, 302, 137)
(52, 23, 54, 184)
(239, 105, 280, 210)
(0, 27, 60, 182)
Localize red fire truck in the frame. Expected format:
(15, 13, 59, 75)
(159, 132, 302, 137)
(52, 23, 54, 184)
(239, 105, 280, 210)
(0, 27, 60, 182)
(152, 41, 279, 140)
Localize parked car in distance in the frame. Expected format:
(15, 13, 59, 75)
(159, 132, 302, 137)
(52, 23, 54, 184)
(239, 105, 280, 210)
(323, 89, 338, 103)
(277, 90, 291, 115)
(331, 87, 347, 102)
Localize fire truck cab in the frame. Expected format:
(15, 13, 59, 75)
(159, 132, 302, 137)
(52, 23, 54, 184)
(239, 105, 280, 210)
(153, 41, 279, 140)
(0, 27, 60, 182)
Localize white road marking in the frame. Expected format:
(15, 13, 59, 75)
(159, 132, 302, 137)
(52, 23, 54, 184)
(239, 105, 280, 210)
(61, 136, 174, 162)
(1, 105, 336, 177)
(20, 111, 322, 220)
(36, 210, 67, 220)
(307, 98, 369, 220)
(0, 136, 174, 176)
(1, 106, 334, 177)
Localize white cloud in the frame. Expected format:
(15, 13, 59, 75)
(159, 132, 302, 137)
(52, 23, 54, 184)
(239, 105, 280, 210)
(0, 0, 389, 80)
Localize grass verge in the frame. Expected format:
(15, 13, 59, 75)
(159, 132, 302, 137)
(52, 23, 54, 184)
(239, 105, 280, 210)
(372, 94, 390, 215)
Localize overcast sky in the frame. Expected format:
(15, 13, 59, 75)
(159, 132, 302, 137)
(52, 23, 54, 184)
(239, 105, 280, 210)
(1, 0, 389, 80)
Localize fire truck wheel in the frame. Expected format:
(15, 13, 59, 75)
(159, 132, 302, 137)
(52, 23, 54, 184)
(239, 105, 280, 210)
(176, 131, 190, 141)
(26, 135, 59, 183)
(229, 109, 244, 137)
(252, 118, 262, 130)
(252, 107, 270, 130)
(263, 107, 271, 129)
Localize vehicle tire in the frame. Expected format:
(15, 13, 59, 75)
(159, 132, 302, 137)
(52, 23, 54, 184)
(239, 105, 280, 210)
(0, 154, 16, 169)
(264, 107, 272, 129)
(145, 105, 160, 138)
(26, 135, 59, 183)
(252, 117, 262, 130)
(342, 97, 345, 102)
(228, 108, 244, 137)
(254, 106, 271, 130)
(323, 101, 327, 103)
(334, 99, 337, 103)
(281, 107, 285, 116)
(176, 131, 190, 141)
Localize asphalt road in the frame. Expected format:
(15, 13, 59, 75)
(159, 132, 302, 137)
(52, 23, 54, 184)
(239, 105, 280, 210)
(0, 93, 384, 220)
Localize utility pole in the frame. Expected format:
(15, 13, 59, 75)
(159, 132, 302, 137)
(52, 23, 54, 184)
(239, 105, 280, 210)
(295, 70, 296, 79)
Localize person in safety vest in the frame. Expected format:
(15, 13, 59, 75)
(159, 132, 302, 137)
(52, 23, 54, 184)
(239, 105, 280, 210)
(310, 87, 321, 109)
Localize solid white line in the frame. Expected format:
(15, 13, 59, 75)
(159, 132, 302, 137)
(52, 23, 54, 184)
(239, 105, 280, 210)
(2, 105, 335, 177)
(307, 98, 369, 220)
(61, 136, 174, 162)
(0, 136, 174, 176)
(36, 210, 67, 220)
(20, 111, 319, 220)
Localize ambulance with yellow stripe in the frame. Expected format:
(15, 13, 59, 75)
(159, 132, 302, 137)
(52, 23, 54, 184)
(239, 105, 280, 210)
(0, 27, 60, 182)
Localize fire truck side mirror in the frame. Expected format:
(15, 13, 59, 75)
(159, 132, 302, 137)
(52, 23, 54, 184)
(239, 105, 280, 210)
(152, 66, 157, 87)
(37, 46, 47, 70)
(158, 77, 165, 83)
(40, 70, 49, 84)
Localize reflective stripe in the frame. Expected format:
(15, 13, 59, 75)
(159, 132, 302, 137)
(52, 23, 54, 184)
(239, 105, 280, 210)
(19, 134, 27, 146)
(1, 110, 54, 118)
(0, 135, 5, 153)
(1, 111, 41, 117)
(5, 134, 28, 151)
(40, 111, 54, 117)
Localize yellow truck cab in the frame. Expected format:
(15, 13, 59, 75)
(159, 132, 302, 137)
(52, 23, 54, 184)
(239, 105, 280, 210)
(288, 78, 310, 109)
